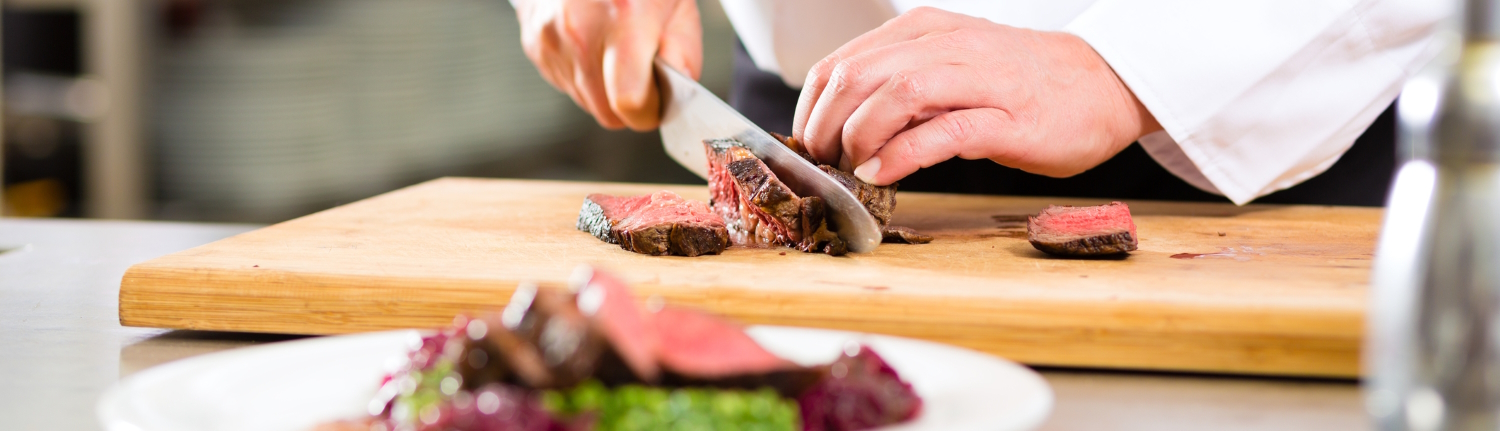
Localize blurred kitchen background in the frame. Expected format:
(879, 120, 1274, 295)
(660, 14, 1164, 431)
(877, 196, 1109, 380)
(2, 0, 729, 222)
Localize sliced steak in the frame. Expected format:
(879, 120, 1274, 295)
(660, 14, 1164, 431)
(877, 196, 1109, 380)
(818, 165, 897, 227)
(661, 366, 829, 400)
(706, 139, 804, 245)
(572, 267, 661, 383)
(797, 196, 848, 255)
(457, 313, 554, 390)
(577, 191, 730, 257)
(501, 284, 616, 388)
(1027, 201, 1138, 256)
(772, 132, 901, 227)
(706, 138, 851, 255)
(652, 305, 826, 398)
(781, 133, 927, 247)
(652, 306, 795, 377)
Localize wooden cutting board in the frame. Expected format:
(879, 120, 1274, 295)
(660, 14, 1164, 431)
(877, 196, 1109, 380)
(120, 178, 1379, 377)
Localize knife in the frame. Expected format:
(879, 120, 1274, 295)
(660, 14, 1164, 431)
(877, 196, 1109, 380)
(654, 58, 881, 253)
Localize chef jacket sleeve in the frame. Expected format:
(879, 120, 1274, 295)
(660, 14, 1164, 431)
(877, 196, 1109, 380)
(1063, 0, 1451, 204)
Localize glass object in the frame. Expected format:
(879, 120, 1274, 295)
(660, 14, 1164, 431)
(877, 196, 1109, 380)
(1367, 1, 1500, 430)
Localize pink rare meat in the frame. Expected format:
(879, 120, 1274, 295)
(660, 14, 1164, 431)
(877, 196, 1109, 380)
(1026, 201, 1138, 256)
(574, 268, 661, 382)
(652, 306, 796, 377)
(576, 191, 730, 256)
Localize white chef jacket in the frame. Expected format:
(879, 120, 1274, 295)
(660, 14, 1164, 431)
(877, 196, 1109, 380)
(719, 0, 1453, 204)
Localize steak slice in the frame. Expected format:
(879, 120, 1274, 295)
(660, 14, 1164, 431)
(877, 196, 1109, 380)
(706, 138, 848, 255)
(778, 133, 926, 246)
(818, 165, 897, 227)
(771, 132, 901, 227)
(571, 267, 661, 383)
(500, 284, 618, 388)
(577, 191, 730, 257)
(1027, 202, 1138, 256)
(652, 306, 795, 377)
(706, 139, 802, 245)
(652, 305, 825, 398)
(707, 137, 929, 253)
(457, 313, 554, 390)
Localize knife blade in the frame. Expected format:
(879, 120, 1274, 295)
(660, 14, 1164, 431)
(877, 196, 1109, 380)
(654, 58, 881, 253)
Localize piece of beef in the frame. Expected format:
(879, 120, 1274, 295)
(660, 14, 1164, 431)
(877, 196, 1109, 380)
(881, 226, 933, 244)
(771, 132, 901, 228)
(797, 196, 848, 255)
(798, 346, 924, 431)
(708, 136, 932, 253)
(661, 367, 829, 400)
(652, 306, 796, 377)
(571, 268, 661, 383)
(578, 265, 829, 396)
(818, 166, 897, 227)
(1026, 201, 1138, 256)
(465, 270, 821, 393)
(458, 313, 554, 390)
(461, 276, 657, 390)
(650, 305, 826, 398)
(500, 284, 635, 388)
(706, 139, 804, 244)
(577, 191, 730, 257)
(706, 139, 849, 255)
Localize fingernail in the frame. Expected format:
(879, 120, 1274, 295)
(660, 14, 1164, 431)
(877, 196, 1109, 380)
(853, 157, 881, 184)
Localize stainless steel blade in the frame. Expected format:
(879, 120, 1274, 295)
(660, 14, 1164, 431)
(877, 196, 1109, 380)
(655, 59, 881, 253)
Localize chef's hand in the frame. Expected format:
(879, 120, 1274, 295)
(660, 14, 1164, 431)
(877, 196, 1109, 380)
(792, 7, 1161, 185)
(515, 0, 702, 131)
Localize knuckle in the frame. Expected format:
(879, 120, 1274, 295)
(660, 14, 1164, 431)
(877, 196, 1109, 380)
(843, 126, 873, 154)
(887, 71, 925, 106)
(807, 56, 840, 86)
(828, 60, 868, 95)
(939, 113, 974, 143)
(894, 136, 923, 164)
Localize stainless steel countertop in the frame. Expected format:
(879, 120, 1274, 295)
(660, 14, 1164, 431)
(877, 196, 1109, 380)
(0, 218, 1370, 430)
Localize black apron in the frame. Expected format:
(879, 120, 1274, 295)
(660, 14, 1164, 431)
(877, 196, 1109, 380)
(728, 41, 1396, 206)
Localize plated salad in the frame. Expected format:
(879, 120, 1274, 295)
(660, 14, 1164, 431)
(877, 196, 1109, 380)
(318, 266, 922, 431)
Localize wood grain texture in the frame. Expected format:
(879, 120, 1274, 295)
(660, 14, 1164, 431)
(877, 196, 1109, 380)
(119, 178, 1379, 377)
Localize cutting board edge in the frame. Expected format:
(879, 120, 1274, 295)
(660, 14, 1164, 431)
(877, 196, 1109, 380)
(119, 263, 1365, 335)
(118, 265, 1362, 378)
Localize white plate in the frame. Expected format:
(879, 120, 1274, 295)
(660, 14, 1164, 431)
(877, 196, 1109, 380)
(99, 326, 1052, 431)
